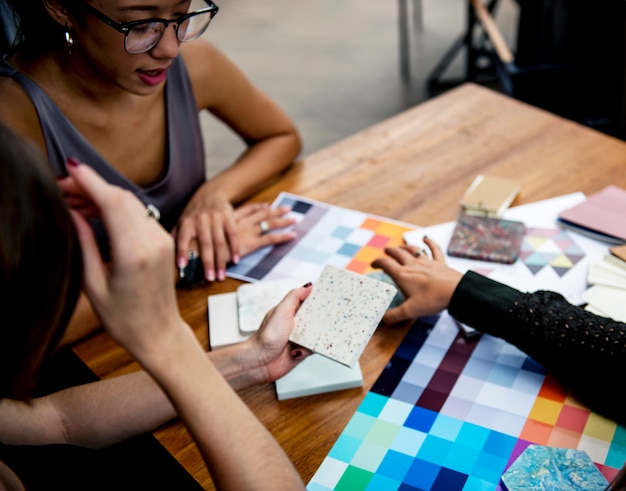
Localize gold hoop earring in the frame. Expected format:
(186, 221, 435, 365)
(64, 28, 74, 55)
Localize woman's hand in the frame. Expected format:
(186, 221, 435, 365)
(174, 189, 238, 282)
(371, 237, 463, 325)
(233, 202, 296, 258)
(241, 284, 313, 385)
(176, 197, 297, 283)
(65, 159, 185, 356)
(56, 174, 99, 219)
(174, 190, 297, 282)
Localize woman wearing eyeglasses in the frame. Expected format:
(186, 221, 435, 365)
(0, 0, 302, 343)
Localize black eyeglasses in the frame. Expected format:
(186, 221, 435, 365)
(82, 0, 219, 54)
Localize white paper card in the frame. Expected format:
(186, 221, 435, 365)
(289, 264, 397, 367)
(582, 285, 626, 322)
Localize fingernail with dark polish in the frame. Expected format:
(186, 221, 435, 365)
(302, 282, 312, 288)
(66, 157, 81, 167)
(291, 349, 303, 359)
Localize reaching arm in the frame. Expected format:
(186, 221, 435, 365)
(373, 238, 626, 426)
(0, 295, 311, 451)
(0, 370, 175, 449)
(449, 270, 626, 425)
(51, 161, 305, 489)
(175, 41, 302, 281)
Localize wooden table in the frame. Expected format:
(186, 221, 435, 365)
(72, 83, 626, 489)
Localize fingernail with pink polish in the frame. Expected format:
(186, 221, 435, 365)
(66, 157, 81, 167)
(206, 270, 216, 282)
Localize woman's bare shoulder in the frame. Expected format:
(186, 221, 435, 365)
(180, 39, 251, 109)
(0, 77, 45, 150)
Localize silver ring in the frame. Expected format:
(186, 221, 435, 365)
(145, 204, 161, 221)
(259, 220, 269, 234)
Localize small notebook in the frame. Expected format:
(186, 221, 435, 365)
(289, 264, 397, 368)
(460, 175, 520, 218)
(557, 185, 626, 244)
(447, 213, 525, 264)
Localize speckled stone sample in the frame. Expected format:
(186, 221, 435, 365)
(501, 445, 609, 490)
(290, 264, 397, 367)
(366, 271, 405, 308)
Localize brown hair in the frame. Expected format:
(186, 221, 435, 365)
(0, 122, 83, 400)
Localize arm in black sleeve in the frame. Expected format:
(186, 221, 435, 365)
(448, 270, 626, 426)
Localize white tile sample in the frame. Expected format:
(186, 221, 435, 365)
(208, 292, 251, 349)
(237, 278, 305, 333)
(275, 354, 362, 400)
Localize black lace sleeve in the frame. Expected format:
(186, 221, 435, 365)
(449, 271, 626, 426)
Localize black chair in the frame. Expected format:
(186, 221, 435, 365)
(426, 0, 626, 139)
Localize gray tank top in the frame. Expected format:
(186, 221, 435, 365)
(0, 55, 206, 234)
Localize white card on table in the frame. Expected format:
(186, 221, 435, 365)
(289, 264, 397, 368)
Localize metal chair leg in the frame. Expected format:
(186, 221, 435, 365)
(399, 0, 423, 83)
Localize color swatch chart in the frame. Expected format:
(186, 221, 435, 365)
(307, 312, 626, 491)
(227, 193, 416, 283)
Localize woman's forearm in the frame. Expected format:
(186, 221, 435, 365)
(139, 326, 304, 490)
(0, 339, 271, 448)
(202, 130, 300, 205)
(0, 370, 176, 449)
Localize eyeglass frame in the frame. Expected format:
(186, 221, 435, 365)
(81, 0, 219, 54)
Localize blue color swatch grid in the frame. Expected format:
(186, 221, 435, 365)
(307, 313, 626, 491)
